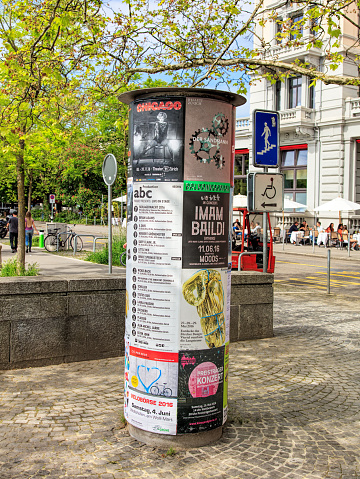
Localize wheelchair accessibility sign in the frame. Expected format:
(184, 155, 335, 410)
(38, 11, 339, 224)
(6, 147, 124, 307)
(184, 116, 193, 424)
(253, 110, 280, 168)
(247, 172, 284, 212)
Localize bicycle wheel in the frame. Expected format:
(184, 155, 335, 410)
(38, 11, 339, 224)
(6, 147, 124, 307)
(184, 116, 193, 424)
(150, 385, 159, 396)
(163, 388, 172, 397)
(70, 235, 83, 252)
(120, 252, 127, 266)
(44, 235, 58, 252)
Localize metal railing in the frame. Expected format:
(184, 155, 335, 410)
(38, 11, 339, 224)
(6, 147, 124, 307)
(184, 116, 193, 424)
(72, 234, 108, 255)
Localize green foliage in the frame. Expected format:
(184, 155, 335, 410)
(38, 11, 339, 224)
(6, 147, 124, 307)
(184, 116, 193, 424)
(0, 257, 39, 276)
(165, 447, 176, 457)
(84, 232, 127, 266)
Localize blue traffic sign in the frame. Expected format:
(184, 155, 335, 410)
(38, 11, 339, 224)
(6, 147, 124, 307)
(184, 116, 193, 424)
(253, 110, 280, 168)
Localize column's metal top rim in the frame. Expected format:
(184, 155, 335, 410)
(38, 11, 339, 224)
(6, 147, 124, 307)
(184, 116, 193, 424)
(118, 87, 246, 107)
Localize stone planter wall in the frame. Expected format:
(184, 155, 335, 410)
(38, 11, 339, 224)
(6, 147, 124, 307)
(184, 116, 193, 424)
(0, 271, 273, 370)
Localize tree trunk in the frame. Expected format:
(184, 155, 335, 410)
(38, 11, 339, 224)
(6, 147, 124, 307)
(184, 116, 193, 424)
(16, 138, 26, 270)
(27, 170, 33, 212)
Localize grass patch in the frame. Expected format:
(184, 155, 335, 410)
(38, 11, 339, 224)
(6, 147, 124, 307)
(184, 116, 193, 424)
(31, 236, 40, 247)
(0, 256, 40, 277)
(84, 234, 127, 266)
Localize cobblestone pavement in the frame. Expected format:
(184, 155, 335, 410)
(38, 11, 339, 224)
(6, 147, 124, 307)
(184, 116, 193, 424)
(1, 291, 360, 479)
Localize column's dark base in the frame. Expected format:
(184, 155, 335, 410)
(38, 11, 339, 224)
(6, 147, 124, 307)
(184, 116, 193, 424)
(128, 424, 223, 448)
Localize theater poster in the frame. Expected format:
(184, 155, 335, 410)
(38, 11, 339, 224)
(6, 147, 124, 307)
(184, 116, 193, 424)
(132, 98, 184, 182)
(184, 98, 233, 183)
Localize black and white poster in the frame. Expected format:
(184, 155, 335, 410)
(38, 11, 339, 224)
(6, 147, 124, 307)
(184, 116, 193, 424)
(131, 98, 184, 182)
(182, 184, 230, 269)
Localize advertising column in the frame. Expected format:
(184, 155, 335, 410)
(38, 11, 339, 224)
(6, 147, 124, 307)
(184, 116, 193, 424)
(120, 88, 245, 446)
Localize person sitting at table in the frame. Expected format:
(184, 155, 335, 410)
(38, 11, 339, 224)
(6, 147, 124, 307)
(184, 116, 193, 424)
(343, 225, 358, 250)
(251, 222, 261, 236)
(337, 224, 343, 238)
(325, 223, 334, 233)
(299, 221, 307, 232)
(316, 221, 323, 232)
(233, 222, 241, 238)
(288, 221, 300, 244)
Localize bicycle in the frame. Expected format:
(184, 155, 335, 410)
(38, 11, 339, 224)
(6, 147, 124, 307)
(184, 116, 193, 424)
(120, 242, 127, 266)
(150, 384, 172, 397)
(44, 225, 83, 252)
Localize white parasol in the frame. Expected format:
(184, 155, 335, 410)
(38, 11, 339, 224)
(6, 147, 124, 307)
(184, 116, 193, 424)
(113, 195, 127, 203)
(314, 196, 360, 224)
(232, 194, 247, 208)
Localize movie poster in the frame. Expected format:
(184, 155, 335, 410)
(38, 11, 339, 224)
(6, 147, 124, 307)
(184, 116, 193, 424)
(177, 347, 225, 434)
(182, 182, 230, 269)
(131, 98, 184, 182)
(180, 268, 228, 350)
(184, 98, 233, 183)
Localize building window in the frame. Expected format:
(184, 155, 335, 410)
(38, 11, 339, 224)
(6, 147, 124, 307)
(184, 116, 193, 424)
(289, 76, 302, 108)
(234, 151, 249, 195)
(281, 147, 307, 208)
(275, 80, 281, 111)
(290, 13, 303, 40)
(309, 83, 315, 109)
(310, 16, 318, 36)
(275, 19, 283, 44)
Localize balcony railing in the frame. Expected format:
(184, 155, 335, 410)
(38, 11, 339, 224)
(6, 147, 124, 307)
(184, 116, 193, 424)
(236, 106, 314, 134)
(235, 117, 250, 131)
(345, 97, 360, 118)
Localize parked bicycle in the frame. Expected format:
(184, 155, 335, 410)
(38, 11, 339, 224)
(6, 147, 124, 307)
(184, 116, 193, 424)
(120, 242, 127, 266)
(44, 225, 83, 252)
(150, 384, 172, 397)
(0, 219, 7, 239)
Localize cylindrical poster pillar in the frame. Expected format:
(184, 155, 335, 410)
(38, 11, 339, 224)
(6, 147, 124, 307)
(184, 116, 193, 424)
(119, 88, 245, 447)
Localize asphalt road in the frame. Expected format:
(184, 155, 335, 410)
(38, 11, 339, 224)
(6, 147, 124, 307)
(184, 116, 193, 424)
(274, 250, 360, 295)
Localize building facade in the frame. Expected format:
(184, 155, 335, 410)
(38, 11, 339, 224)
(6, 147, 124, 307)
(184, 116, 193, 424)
(235, 1, 360, 228)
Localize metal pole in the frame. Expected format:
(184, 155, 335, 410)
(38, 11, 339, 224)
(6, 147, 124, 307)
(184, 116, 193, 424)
(108, 184, 112, 274)
(121, 193, 123, 225)
(312, 216, 316, 253)
(348, 235, 351, 257)
(327, 249, 331, 295)
(263, 213, 268, 273)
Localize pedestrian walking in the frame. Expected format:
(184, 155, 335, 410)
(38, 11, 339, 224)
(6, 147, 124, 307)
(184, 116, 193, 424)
(7, 210, 18, 253)
(25, 211, 38, 253)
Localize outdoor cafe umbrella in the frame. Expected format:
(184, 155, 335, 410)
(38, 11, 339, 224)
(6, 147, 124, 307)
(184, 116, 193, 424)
(314, 197, 360, 224)
(232, 194, 247, 208)
(113, 195, 127, 203)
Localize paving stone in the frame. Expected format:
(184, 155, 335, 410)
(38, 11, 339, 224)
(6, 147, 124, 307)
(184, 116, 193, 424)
(1, 292, 360, 478)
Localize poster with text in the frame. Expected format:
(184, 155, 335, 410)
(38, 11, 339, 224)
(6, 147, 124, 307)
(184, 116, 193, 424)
(184, 98, 233, 183)
(182, 183, 230, 269)
(128, 390, 177, 435)
(177, 347, 225, 433)
(132, 182, 183, 268)
(223, 342, 229, 424)
(130, 265, 181, 351)
(129, 347, 178, 397)
(132, 98, 184, 182)
(180, 268, 228, 350)
(124, 335, 131, 420)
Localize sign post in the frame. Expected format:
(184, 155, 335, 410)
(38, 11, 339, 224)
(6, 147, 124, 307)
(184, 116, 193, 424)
(102, 154, 118, 274)
(49, 194, 55, 221)
(250, 110, 282, 273)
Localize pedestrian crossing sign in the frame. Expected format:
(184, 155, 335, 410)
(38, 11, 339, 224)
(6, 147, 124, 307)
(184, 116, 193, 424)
(253, 110, 280, 168)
